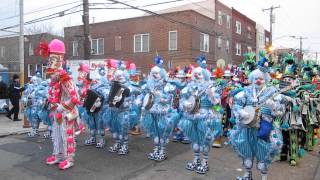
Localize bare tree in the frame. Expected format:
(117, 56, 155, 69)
(25, 22, 64, 37)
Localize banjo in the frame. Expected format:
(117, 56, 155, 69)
(183, 84, 214, 114)
(242, 82, 298, 127)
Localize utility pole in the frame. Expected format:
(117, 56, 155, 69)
(263, 5, 280, 46)
(83, 0, 90, 60)
(20, 0, 30, 128)
(19, 0, 24, 85)
(290, 36, 307, 61)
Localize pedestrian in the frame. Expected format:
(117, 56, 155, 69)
(7, 74, 24, 121)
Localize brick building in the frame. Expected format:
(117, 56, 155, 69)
(64, 10, 216, 73)
(231, 8, 256, 65)
(214, 0, 232, 68)
(24, 33, 62, 82)
(0, 36, 20, 76)
(0, 33, 60, 83)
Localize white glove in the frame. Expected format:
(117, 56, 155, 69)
(239, 110, 249, 119)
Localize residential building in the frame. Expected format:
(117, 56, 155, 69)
(64, 10, 216, 73)
(231, 8, 256, 65)
(256, 24, 266, 60)
(214, 0, 232, 68)
(0, 33, 60, 83)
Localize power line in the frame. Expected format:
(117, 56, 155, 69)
(0, 4, 82, 31)
(0, 1, 81, 22)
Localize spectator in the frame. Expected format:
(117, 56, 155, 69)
(0, 76, 9, 112)
(6, 74, 24, 121)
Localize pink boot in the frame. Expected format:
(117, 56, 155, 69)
(46, 155, 60, 165)
(58, 160, 74, 170)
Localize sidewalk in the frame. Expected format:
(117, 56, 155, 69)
(0, 113, 46, 137)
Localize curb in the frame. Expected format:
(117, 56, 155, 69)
(0, 128, 47, 138)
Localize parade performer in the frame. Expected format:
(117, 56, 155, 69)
(22, 74, 42, 137)
(106, 61, 141, 154)
(140, 55, 176, 161)
(44, 39, 80, 170)
(37, 79, 52, 138)
(213, 68, 233, 148)
(76, 63, 91, 135)
(171, 67, 190, 144)
(230, 56, 283, 180)
(277, 54, 303, 166)
(83, 66, 110, 148)
(178, 55, 223, 174)
(296, 64, 317, 151)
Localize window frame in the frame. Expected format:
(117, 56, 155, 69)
(91, 38, 104, 55)
(168, 30, 178, 51)
(29, 43, 34, 56)
(27, 64, 34, 78)
(236, 43, 241, 56)
(134, 33, 150, 53)
(226, 15, 231, 29)
(236, 21, 241, 34)
(217, 36, 222, 48)
(72, 41, 79, 56)
(200, 33, 210, 52)
(226, 39, 230, 51)
(218, 11, 222, 25)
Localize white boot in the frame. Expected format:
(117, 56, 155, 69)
(261, 173, 268, 180)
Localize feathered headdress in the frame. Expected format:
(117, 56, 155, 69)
(154, 55, 164, 68)
(282, 53, 297, 79)
(256, 51, 269, 73)
(196, 54, 207, 68)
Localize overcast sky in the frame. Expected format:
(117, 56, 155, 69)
(0, 0, 319, 60)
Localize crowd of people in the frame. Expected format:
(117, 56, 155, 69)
(21, 39, 320, 180)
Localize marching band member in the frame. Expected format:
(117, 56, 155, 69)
(76, 63, 91, 135)
(106, 61, 141, 155)
(140, 55, 176, 161)
(171, 67, 191, 144)
(230, 56, 283, 180)
(44, 39, 80, 170)
(178, 55, 223, 174)
(83, 66, 110, 148)
(22, 73, 43, 137)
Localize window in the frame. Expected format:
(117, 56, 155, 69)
(42, 64, 46, 78)
(226, 15, 231, 29)
(134, 33, 149, 52)
(91, 38, 104, 55)
(169, 31, 177, 50)
(247, 26, 252, 39)
(115, 36, 122, 51)
(236, 21, 241, 34)
(200, 33, 209, 52)
(236, 43, 241, 56)
(72, 41, 79, 56)
(27, 64, 34, 77)
(0, 46, 5, 57)
(266, 37, 270, 44)
(247, 46, 252, 53)
(29, 43, 34, 56)
(226, 40, 230, 51)
(217, 36, 222, 48)
(218, 11, 222, 25)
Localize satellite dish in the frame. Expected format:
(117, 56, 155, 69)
(217, 59, 226, 69)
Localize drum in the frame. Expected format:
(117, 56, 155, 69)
(83, 89, 104, 113)
(142, 93, 154, 110)
(108, 81, 130, 108)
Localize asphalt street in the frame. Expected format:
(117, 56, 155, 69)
(0, 132, 319, 180)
